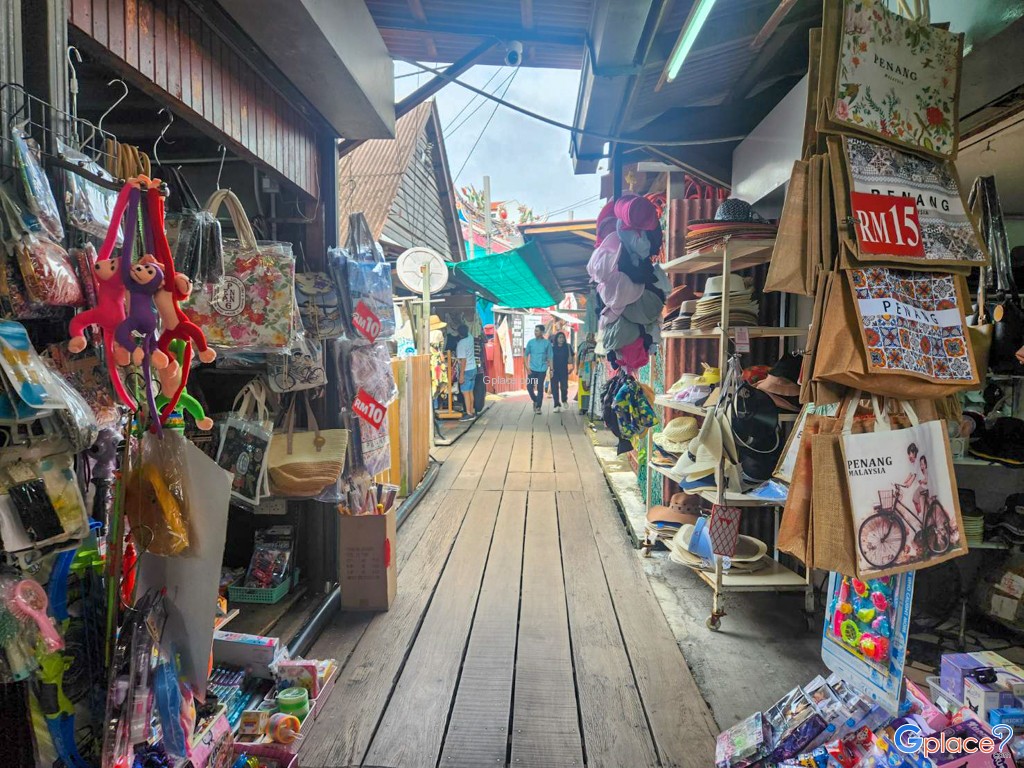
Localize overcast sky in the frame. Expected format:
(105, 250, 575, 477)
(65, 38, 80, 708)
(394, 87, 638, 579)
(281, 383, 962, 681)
(394, 62, 606, 221)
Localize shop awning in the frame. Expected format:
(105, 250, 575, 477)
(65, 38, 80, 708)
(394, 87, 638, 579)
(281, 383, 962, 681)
(519, 220, 597, 295)
(447, 241, 565, 309)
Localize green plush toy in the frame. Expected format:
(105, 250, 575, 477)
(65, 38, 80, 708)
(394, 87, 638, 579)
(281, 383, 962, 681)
(156, 339, 213, 431)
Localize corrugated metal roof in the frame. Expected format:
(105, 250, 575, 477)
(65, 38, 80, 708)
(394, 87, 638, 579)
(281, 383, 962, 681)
(337, 100, 450, 250)
(365, 0, 592, 68)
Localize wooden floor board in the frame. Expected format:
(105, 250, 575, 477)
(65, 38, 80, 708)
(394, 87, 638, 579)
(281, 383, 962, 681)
(510, 490, 585, 768)
(509, 425, 532, 472)
(302, 492, 475, 768)
(504, 472, 531, 490)
(449, 422, 502, 490)
(560, 420, 719, 768)
(439, 490, 528, 767)
(363, 490, 502, 767)
(529, 425, 554, 472)
(557, 491, 660, 768)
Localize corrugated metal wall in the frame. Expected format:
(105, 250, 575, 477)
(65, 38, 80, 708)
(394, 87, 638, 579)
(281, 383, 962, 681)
(68, 0, 319, 197)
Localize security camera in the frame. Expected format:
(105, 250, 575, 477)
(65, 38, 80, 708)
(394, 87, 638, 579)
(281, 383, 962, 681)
(505, 41, 524, 67)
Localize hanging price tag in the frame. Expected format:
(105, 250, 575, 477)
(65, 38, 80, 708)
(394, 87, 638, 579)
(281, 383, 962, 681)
(353, 389, 387, 430)
(850, 192, 926, 257)
(352, 300, 382, 343)
(734, 326, 750, 353)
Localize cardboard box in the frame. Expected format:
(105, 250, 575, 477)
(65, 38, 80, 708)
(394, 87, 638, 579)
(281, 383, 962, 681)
(212, 631, 281, 679)
(338, 509, 396, 611)
(941, 653, 985, 702)
(963, 676, 1018, 723)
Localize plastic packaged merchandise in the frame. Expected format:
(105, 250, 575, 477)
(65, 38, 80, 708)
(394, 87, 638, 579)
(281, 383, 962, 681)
(12, 128, 63, 242)
(124, 431, 192, 556)
(57, 139, 122, 244)
(14, 235, 84, 307)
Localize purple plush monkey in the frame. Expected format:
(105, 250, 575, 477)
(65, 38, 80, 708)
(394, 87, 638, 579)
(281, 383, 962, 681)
(113, 186, 170, 433)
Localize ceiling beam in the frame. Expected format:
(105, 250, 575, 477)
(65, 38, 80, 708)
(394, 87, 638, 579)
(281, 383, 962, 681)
(521, 0, 534, 30)
(374, 18, 584, 48)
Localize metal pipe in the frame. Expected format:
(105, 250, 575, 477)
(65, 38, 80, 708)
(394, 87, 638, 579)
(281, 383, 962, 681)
(286, 586, 340, 658)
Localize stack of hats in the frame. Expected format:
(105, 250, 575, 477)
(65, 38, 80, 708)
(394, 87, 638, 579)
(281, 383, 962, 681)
(685, 198, 777, 251)
(589, 194, 670, 371)
(662, 285, 697, 332)
(645, 492, 700, 545)
(690, 274, 759, 331)
(668, 519, 768, 573)
(652, 416, 699, 458)
(754, 352, 803, 413)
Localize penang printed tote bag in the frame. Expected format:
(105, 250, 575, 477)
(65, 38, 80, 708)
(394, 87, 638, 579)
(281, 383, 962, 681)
(818, 0, 963, 159)
(187, 189, 295, 352)
(840, 398, 966, 578)
(830, 136, 987, 270)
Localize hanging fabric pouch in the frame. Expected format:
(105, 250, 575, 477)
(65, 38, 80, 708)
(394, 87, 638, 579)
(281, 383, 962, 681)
(332, 213, 396, 343)
(267, 305, 327, 393)
(187, 189, 295, 352)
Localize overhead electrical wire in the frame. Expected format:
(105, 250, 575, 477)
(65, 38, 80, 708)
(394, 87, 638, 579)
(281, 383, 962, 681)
(441, 67, 505, 133)
(401, 59, 747, 147)
(544, 194, 601, 218)
(454, 67, 520, 180)
(446, 69, 518, 137)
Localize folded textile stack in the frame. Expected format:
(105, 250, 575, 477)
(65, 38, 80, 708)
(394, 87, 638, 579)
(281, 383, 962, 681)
(589, 194, 668, 371)
(689, 274, 759, 331)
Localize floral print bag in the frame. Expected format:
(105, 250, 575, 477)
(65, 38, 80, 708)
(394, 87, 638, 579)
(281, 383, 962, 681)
(185, 189, 294, 352)
(818, 0, 963, 159)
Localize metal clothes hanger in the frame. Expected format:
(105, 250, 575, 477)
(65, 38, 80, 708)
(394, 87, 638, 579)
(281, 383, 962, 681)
(153, 108, 174, 167)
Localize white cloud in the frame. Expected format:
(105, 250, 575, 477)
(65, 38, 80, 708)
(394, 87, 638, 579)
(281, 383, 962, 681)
(395, 62, 605, 220)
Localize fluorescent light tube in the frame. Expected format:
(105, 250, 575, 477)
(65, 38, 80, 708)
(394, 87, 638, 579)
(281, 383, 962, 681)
(665, 0, 719, 82)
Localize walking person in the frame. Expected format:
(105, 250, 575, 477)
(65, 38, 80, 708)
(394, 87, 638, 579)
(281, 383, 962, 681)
(550, 332, 574, 412)
(524, 324, 552, 415)
(455, 324, 478, 420)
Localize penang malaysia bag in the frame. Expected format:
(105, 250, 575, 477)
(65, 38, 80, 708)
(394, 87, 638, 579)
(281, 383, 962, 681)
(186, 189, 295, 352)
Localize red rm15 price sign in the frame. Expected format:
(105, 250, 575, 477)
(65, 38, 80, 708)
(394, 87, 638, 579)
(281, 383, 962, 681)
(353, 389, 387, 430)
(850, 192, 925, 258)
(352, 300, 382, 343)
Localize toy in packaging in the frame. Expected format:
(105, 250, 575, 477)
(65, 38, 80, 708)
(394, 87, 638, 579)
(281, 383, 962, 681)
(245, 527, 294, 589)
(715, 711, 772, 768)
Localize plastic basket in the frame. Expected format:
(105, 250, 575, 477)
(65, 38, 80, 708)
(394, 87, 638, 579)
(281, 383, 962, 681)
(228, 569, 299, 605)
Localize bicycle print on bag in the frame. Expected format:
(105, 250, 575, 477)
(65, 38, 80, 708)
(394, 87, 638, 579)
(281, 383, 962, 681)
(841, 415, 965, 578)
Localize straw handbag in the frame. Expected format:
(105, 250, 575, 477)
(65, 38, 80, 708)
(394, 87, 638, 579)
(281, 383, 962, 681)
(268, 394, 348, 498)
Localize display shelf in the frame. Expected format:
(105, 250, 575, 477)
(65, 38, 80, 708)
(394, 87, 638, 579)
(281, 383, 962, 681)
(953, 456, 1014, 468)
(227, 583, 308, 637)
(698, 487, 788, 507)
(967, 540, 1011, 550)
(693, 558, 808, 590)
(661, 326, 806, 340)
(650, 462, 684, 482)
(654, 395, 800, 422)
(661, 238, 776, 275)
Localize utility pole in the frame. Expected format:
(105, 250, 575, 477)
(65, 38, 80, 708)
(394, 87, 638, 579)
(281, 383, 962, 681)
(483, 175, 492, 255)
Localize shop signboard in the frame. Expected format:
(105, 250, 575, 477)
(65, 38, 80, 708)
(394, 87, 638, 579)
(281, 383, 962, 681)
(511, 314, 524, 356)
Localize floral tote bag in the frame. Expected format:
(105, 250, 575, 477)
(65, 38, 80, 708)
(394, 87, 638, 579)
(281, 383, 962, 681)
(185, 189, 294, 352)
(818, 0, 963, 159)
(830, 136, 987, 270)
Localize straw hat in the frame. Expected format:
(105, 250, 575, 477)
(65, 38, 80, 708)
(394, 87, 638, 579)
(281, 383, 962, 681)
(652, 417, 699, 454)
(675, 522, 768, 563)
(429, 315, 447, 331)
(702, 274, 749, 298)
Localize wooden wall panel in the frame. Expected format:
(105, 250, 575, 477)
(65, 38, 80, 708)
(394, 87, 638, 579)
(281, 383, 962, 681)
(69, 0, 319, 197)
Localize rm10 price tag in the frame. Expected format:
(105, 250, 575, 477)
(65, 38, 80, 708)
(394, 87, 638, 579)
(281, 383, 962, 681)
(353, 389, 386, 430)
(850, 192, 925, 258)
(352, 300, 382, 343)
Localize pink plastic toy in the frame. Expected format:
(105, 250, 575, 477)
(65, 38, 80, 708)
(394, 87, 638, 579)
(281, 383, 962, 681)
(8, 579, 63, 652)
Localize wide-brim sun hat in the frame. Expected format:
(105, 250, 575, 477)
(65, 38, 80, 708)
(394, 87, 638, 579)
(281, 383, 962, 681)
(676, 523, 768, 562)
(652, 416, 699, 453)
(702, 273, 749, 298)
(429, 314, 447, 331)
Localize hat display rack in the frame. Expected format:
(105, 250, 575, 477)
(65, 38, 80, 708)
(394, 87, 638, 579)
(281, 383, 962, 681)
(644, 210, 814, 633)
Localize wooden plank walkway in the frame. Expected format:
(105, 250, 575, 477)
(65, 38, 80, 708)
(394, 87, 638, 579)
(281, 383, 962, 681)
(304, 396, 717, 768)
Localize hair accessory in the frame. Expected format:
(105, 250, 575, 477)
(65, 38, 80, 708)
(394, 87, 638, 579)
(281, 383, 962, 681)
(7, 579, 63, 651)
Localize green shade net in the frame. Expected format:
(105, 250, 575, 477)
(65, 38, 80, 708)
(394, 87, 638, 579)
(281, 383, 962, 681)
(447, 240, 565, 309)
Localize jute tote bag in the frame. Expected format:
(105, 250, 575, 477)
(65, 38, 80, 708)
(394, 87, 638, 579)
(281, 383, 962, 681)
(765, 159, 814, 296)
